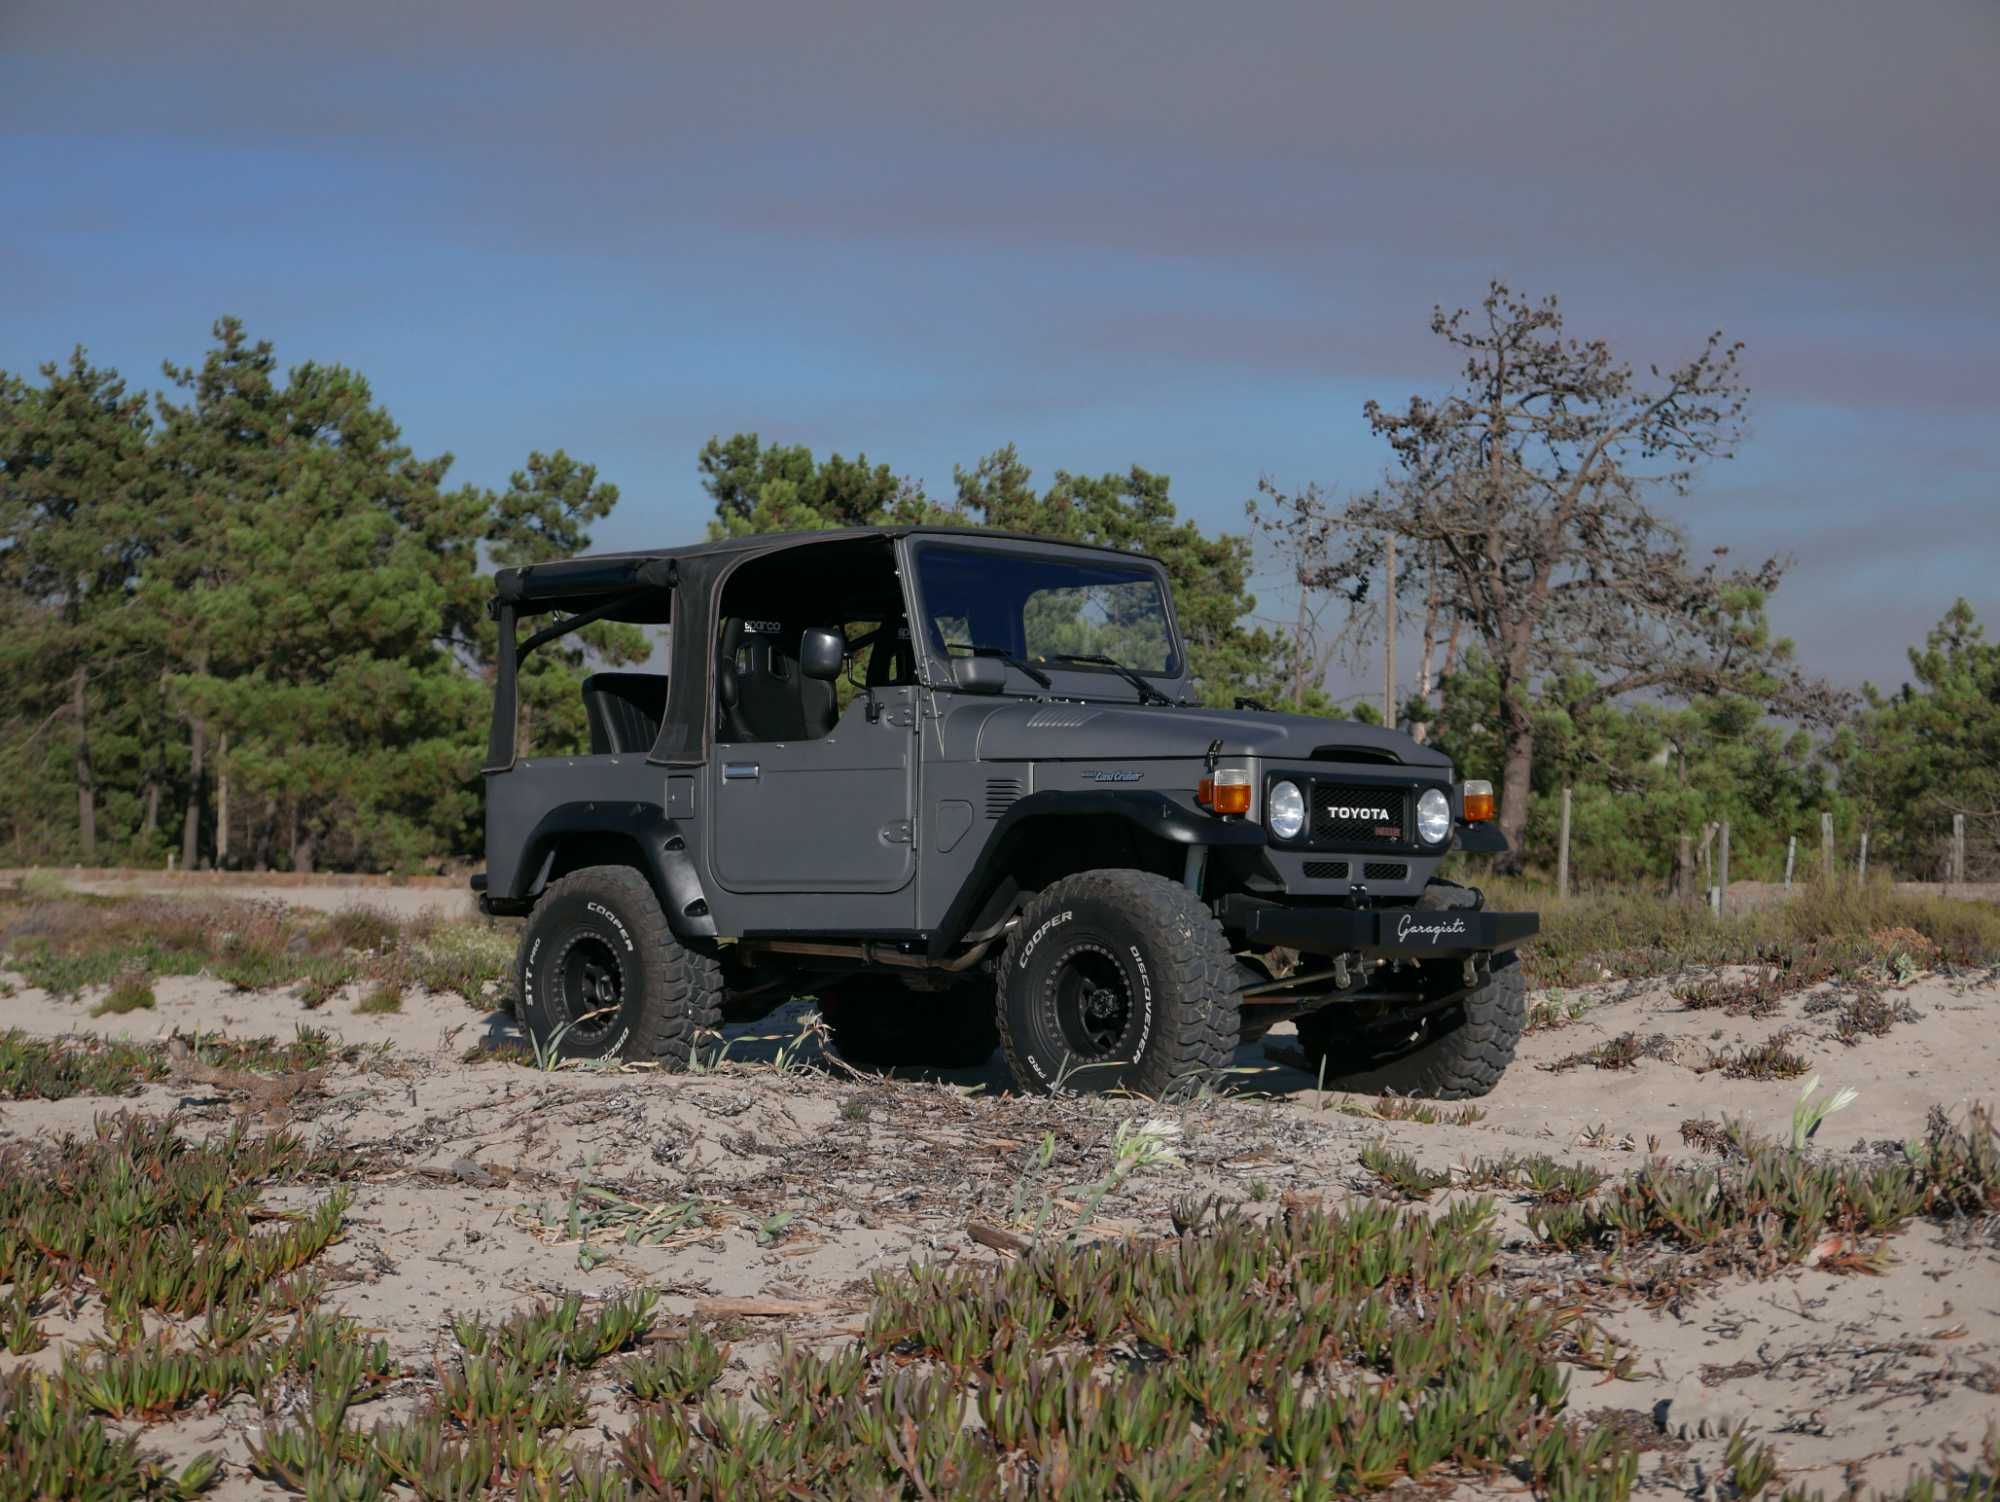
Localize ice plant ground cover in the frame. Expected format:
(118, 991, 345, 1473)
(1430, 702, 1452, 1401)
(0, 877, 1996, 1500)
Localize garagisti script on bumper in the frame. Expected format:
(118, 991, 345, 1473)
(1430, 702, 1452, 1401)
(1394, 913, 1470, 945)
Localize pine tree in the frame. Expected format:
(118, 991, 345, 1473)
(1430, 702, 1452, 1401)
(0, 351, 154, 860)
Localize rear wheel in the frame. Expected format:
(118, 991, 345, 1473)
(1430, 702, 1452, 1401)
(816, 979, 998, 1070)
(516, 865, 722, 1066)
(997, 869, 1238, 1097)
(1294, 953, 1524, 1099)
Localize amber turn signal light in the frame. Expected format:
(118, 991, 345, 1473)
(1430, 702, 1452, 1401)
(1461, 779, 1495, 823)
(1196, 768, 1253, 816)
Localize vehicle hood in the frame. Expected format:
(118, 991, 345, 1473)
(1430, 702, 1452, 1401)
(960, 700, 1450, 768)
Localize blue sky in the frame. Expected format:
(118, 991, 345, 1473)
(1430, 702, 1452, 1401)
(4, 0, 1994, 699)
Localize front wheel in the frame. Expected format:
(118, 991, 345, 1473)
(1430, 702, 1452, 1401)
(997, 869, 1238, 1097)
(1295, 952, 1525, 1099)
(516, 865, 722, 1066)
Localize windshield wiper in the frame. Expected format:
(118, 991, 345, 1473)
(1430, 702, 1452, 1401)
(951, 643, 1053, 690)
(1040, 653, 1174, 706)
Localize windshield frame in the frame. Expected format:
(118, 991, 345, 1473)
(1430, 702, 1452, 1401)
(901, 536, 1192, 702)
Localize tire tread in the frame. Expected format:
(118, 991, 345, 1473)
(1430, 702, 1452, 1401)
(996, 868, 1238, 1096)
(529, 865, 723, 1067)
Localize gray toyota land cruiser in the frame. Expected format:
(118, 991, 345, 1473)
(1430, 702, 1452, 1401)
(474, 526, 1539, 1098)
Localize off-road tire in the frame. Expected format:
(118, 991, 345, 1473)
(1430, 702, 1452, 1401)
(1294, 952, 1524, 1099)
(997, 869, 1238, 1097)
(816, 979, 999, 1070)
(516, 865, 722, 1066)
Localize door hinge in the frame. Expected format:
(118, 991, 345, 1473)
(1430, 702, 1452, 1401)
(881, 820, 913, 845)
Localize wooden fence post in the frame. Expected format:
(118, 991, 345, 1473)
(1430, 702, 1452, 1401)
(1557, 785, 1572, 901)
(1953, 814, 1966, 885)
(1717, 821, 1730, 914)
(1857, 831, 1869, 883)
(1784, 835, 1797, 892)
(1821, 812, 1834, 881)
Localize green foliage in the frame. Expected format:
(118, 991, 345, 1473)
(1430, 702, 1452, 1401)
(1839, 599, 2000, 879)
(0, 1030, 167, 1100)
(1486, 878, 2000, 989)
(700, 431, 933, 537)
(1431, 651, 1840, 882)
(0, 321, 642, 870)
(1528, 1109, 1999, 1273)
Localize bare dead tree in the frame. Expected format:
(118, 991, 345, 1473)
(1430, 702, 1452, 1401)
(1337, 283, 1842, 869)
(1246, 478, 1374, 710)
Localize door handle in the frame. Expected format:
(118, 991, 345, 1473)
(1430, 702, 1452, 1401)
(721, 762, 760, 781)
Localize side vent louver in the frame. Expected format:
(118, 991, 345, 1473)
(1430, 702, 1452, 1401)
(985, 778, 1025, 818)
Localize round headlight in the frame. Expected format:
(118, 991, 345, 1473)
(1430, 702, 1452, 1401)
(1416, 787, 1452, 845)
(1267, 780, 1306, 841)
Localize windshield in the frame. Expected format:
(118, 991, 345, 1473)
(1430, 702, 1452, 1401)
(910, 543, 1182, 678)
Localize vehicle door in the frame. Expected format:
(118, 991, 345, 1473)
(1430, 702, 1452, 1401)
(707, 619, 918, 895)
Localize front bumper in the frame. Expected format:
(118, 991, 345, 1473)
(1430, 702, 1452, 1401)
(1217, 895, 1539, 958)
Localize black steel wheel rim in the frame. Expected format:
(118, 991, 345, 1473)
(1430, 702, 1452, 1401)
(1047, 942, 1136, 1061)
(555, 934, 625, 1041)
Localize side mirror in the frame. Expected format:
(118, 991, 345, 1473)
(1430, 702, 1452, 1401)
(951, 654, 1006, 694)
(799, 626, 846, 681)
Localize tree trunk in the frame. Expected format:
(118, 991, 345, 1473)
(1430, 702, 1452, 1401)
(73, 666, 96, 862)
(142, 778, 160, 837)
(1493, 650, 1535, 874)
(215, 733, 229, 867)
(1381, 534, 1397, 727)
(1290, 585, 1309, 708)
(254, 797, 277, 872)
(180, 716, 206, 871)
(292, 828, 317, 875)
(1672, 834, 1695, 902)
(1496, 731, 1534, 874)
(1412, 558, 1440, 744)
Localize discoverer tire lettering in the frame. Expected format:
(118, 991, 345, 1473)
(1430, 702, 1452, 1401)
(997, 869, 1235, 1098)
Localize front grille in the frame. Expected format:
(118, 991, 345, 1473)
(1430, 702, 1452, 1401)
(1363, 861, 1409, 881)
(1303, 860, 1349, 880)
(1311, 783, 1409, 848)
(985, 778, 1025, 818)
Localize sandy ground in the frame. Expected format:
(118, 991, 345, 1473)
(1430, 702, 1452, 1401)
(1, 937, 1995, 1497)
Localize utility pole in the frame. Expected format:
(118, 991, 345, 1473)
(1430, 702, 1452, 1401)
(1382, 534, 1396, 727)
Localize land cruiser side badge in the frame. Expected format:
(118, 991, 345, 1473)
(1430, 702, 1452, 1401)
(1083, 770, 1142, 783)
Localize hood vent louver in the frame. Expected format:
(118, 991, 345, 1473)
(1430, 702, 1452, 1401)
(1025, 705, 1098, 729)
(985, 778, 1026, 818)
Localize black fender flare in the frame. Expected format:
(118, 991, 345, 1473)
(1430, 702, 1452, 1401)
(928, 789, 1265, 955)
(1454, 822, 1510, 854)
(508, 802, 717, 942)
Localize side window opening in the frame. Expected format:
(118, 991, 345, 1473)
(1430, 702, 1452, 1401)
(713, 539, 908, 745)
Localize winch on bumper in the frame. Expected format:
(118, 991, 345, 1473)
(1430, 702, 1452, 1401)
(1216, 895, 1540, 960)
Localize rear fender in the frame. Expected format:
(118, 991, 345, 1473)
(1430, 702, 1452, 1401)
(509, 802, 717, 942)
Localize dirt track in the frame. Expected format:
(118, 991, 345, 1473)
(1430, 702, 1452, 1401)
(0, 898, 1995, 1498)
